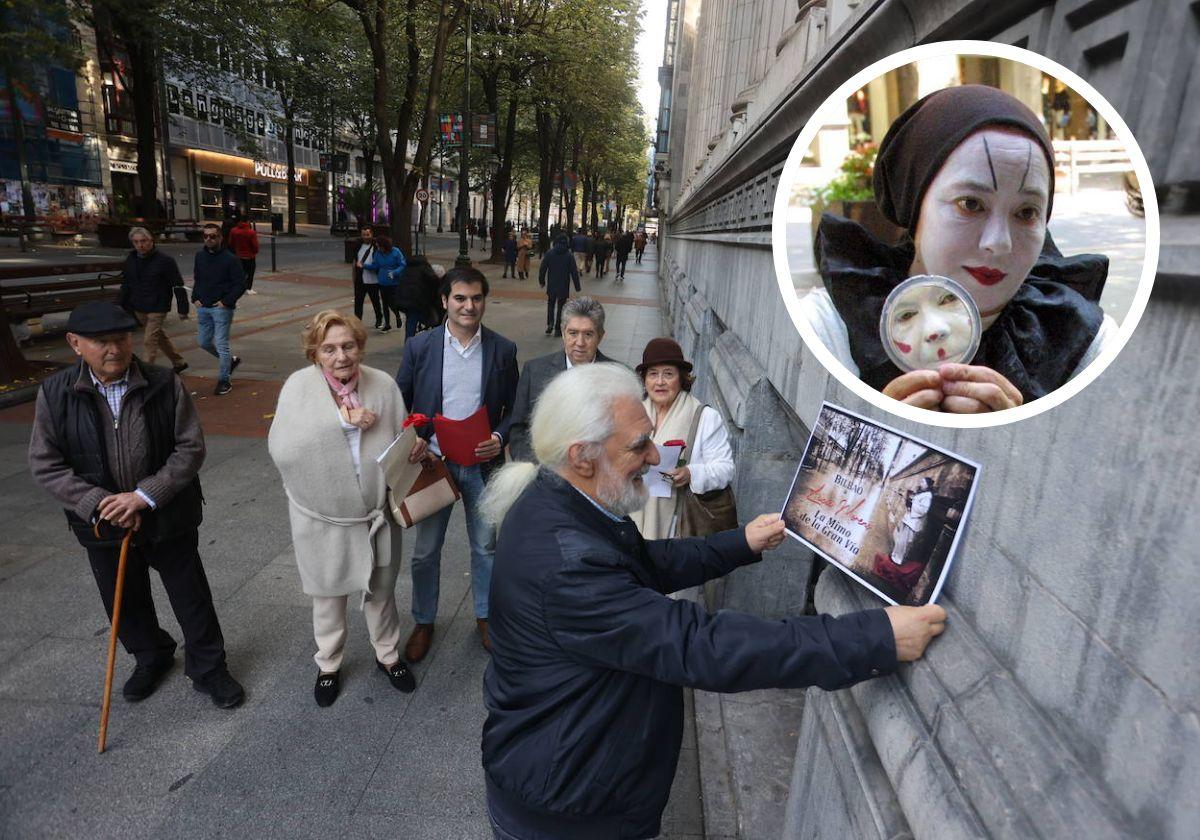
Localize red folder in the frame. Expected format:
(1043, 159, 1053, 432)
(433, 405, 493, 466)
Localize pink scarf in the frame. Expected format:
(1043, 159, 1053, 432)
(322, 367, 363, 410)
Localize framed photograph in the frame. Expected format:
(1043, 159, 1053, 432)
(781, 403, 980, 606)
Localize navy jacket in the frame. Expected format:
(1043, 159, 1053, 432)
(118, 249, 184, 314)
(191, 247, 245, 308)
(482, 469, 897, 839)
(538, 240, 581, 299)
(395, 324, 519, 475)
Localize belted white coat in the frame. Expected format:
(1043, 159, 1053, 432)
(268, 364, 406, 597)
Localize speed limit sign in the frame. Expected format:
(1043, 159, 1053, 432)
(415, 188, 430, 203)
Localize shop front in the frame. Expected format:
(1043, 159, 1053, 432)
(188, 149, 313, 224)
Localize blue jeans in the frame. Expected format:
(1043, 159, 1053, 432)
(410, 461, 495, 623)
(196, 306, 234, 383)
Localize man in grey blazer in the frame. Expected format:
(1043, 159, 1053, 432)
(508, 296, 617, 462)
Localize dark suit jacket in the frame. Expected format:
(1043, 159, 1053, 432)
(396, 324, 519, 476)
(508, 349, 616, 462)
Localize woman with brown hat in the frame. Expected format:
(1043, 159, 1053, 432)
(630, 337, 734, 540)
(800, 84, 1117, 413)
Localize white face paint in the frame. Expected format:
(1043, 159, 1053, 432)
(909, 127, 1050, 329)
(888, 282, 975, 369)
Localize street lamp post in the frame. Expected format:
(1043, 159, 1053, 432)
(455, 0, 473, 267)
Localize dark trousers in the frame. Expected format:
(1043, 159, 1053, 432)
(380, 285, 402, 329)
(546, 295, 566, 331)
(635, 248, 644, 263)
(355, 276, 384, 325)
(402, 307, 422, 339)
(240, 258, 257, 290)
(85, 529, 226, 681)
(615, 253, 628, 276)
(594, 255, 606, 277)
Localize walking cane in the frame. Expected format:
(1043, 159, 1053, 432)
(97, 525, 134, 754)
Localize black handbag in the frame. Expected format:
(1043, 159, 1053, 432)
(674, 404, 738, 537)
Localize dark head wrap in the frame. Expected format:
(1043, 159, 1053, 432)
(872, 84, 1056, 233)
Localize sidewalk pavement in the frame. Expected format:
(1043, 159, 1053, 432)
(0, 246, 704, 838)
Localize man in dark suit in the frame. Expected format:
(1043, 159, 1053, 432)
(508, 296, 615, 463)
(396, 267, 519, 660)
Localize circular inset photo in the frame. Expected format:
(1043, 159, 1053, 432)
(773, 42, 1158, 428)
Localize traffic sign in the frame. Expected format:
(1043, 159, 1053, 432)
(416, 188, 430, 203)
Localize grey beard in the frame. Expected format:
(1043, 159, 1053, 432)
(596, 461, 650, 517)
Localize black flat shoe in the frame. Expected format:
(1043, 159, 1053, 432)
(230, 355, 242, 375)
(123, 658, 173, 702)
(192, 667, 245, 709)
(314, 671, 340, 707)
(377, 659, 416, 693)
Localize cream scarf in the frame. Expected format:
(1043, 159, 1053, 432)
(631, 390, 703, 540)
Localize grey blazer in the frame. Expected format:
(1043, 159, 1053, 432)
(508, 349, 617, 462)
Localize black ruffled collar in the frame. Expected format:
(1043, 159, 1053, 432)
(814, 213, 1108, 402)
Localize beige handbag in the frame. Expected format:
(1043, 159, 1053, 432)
(389, 457, 461, 528)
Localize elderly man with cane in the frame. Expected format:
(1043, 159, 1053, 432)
(479, 363, 946, 839)
(28, 302, 245, 719)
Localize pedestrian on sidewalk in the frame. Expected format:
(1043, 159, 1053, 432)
(594, 233, 613, 278)
(227, 217, 260, 294)
(613, 230, 634, 281)
(508, 296, 615, 462)
(587, 231, 600, 274)
(478, 362, 946, 840)
(269, 310, 423, 707)
(353, 226, 384, 329)
(117, 226, 189, 374)
(570, 228, 589, 271)
(28, 302, 246, 710)
(634, 229, 647, 263)
(394, 255, 438, 340)
(469, 221, 477, 249)
(363, 234, 406, 334)
(501, 231, 518, 278)
(538, 234, 581, 336)
(480, 221, 489, 251)
(395, 266, 519, 662)
(192, 223, 245, 396)
(516, 230, 533, 280)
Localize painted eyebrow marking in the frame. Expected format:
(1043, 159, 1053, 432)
(982, 135, 998, 190)
(1019, 142, 1032, 192)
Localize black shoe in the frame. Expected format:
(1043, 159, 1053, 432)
(230, 356, 242, 375)
(193, 667, 245, 709)
(214, 380, 232, 396)
(376, 659, 416, 693)
(553, 330, 562, 337)
(123, 658, 173, 702)
(314, 671, 340, 707)
(374, 321, 383, 330)
(545, 325, 553, 335)
(380, 324, 392, 333)
(172, 362, 189, 374)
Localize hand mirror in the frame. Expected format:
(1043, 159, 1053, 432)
(880, 275, 981, 372)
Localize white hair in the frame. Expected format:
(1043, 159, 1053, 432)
(481, 363, 643, 526)
(128, 226, 153, 242)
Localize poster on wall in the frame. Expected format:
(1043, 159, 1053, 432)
(781, 403, 980, 606)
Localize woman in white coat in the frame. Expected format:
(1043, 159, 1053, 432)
(630, 337, 735, 540)
(268, 310, 426, 707)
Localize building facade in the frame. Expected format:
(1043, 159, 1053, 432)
(654, 0, 1199, 837)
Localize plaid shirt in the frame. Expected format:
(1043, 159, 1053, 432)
(87, 368, 157, 509)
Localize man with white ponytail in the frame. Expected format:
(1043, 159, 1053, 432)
(480, 363, 948, 840)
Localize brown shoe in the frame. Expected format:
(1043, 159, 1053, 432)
(405, 623, 434, 663)
(477, 618, 493, 654)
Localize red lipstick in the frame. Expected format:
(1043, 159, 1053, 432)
(964, 266, 1006, 286)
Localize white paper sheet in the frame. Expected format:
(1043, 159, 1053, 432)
(646, 444, 682, 498)
(376, 426, 423, 499)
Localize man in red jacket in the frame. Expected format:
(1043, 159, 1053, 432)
(227, 217, 260, 294)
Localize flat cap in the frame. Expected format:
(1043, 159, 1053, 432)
(66, 302, 139, 336)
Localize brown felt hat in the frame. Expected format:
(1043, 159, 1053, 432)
(636, 337, 692, 377)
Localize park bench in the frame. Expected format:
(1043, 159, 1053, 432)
(0, 261, 125, 384)
(1053, 140, 1133, 194)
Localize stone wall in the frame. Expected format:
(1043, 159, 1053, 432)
(658, 0, 1200, 835)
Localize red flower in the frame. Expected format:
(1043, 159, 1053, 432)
(663, 439, 686, 448)
(403, 413, 431, 428)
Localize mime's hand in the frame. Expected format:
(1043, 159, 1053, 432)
(937, 364, 1022, 413)
(744, 514, 786, 553)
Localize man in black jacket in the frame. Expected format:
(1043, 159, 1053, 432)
(117, 227, 188, 374)
(537, 234, 580, 336)
(479, 363, 946, 839)
(27, 302, 244, 708)
(192, 223, 245, 395)
(613, 230, 634, 281)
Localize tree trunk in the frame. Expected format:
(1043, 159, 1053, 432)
(126, 40, 160, 220)
(285, 112, 297, 234)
